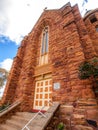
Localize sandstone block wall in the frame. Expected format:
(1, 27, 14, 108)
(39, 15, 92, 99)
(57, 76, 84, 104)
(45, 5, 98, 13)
(1, 3, 98, 111)
(84, 9, 98, 54)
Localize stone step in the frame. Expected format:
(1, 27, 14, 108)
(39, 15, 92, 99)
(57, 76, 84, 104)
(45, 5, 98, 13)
(0, 123, 35, 130)
(0, 124, 17, 130)
(16, 112, 36, 119)
(5, 112, 46, 130)
(11, 115, 30, 123)
(6, 119, 25, 129)
(11, 114, 43, 127)
(16, 112, 45, 121)
(0, 112, 36, 130)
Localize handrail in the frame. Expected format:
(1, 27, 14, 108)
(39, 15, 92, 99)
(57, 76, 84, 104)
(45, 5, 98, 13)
(0, 99, 21, 117)
(22, 101, 54, 130)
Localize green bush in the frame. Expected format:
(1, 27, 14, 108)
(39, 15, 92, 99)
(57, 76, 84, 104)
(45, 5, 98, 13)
(0, 102, 10, 111)
(79, 57, 98, 82)
(57, 122, 64, 130)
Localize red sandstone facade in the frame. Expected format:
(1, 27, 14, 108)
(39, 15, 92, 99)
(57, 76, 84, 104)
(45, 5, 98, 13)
(2, 3, 98, 111)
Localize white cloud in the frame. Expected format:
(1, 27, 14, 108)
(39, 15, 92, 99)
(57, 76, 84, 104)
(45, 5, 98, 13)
(0, 0, 98, 45)
(0, 84, 6, 98)
(0, 58, 13, 71)
(0, 0, 72, 45)
(0, 0, 11, 34)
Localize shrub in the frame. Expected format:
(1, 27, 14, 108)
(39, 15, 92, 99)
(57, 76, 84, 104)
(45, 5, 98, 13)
(79, 57, 98, 82)
(0, 102, 10, 112)
(57, 122, 65, 130)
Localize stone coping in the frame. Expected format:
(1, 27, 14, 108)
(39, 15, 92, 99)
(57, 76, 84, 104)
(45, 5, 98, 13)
(0, 100, 21, 117)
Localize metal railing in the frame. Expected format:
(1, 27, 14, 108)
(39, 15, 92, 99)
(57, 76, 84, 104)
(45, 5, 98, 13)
(22, 101, 53, 130)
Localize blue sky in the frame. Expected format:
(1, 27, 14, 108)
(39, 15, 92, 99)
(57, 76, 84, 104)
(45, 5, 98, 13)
(0, 35, 19, 71)
(0, 0, 98, 72)
(0, 35, 18, 61)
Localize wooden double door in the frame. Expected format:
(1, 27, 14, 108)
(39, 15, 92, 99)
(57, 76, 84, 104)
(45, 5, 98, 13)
(34, 78, 52, 110)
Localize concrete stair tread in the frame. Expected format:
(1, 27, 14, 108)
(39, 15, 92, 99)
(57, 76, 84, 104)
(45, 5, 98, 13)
(16, 112, 35, 116)
(16, 112, 36, 118)
(0, 124, 17, 130)
(11, 115, 30, 122)
(16, 112, 45, 121)
(6, 119, 25, 129)
(5, 114, 45, 129)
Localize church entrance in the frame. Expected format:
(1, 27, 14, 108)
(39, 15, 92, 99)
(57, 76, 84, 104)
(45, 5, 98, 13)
(33, 78, 52, 110)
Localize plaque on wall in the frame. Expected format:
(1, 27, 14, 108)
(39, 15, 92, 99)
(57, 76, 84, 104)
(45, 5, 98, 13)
(54, 83, 60, 90)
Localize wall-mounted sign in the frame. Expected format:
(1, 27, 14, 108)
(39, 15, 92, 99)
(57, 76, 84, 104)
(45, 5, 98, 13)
(54, 83, 60, 90)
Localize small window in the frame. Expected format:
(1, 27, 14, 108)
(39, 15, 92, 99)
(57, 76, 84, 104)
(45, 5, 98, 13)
(89, 15, 97, 23)
(95, 25, 98, 32)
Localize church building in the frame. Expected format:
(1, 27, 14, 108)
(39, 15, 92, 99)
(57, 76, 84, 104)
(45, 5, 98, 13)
(2, 2, 98, 111)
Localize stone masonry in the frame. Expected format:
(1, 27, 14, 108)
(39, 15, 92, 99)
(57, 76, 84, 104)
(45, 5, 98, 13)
(1, 2, 98, 111)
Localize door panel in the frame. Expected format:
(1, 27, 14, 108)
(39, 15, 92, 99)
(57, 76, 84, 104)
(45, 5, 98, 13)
(34, 79, 52, 110)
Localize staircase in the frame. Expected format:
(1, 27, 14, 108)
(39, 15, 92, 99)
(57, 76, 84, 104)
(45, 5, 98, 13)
(1, 99, 98, 130)
(0, 112, 36, 130)
(0, 102, 60, 130)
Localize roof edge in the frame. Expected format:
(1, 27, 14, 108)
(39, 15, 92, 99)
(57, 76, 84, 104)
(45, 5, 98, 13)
(83, 8, 98, 20)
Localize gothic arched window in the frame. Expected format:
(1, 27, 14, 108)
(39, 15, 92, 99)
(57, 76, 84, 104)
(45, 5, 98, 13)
(41, 27, 48, 55)
(39, 27, 49, 65)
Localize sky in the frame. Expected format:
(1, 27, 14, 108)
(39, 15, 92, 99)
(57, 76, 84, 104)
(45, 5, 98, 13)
(0, 0, 98, 97)
(0, 0, 98, 71)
